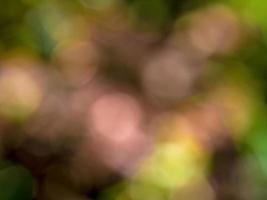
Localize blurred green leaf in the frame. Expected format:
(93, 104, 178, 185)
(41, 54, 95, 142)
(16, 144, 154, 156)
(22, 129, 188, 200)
(0, 164, 34, 200)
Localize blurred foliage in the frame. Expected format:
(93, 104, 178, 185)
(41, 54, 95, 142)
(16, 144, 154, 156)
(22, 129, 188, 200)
(0, 161, 34, 200)
(1, 0, 267, 200)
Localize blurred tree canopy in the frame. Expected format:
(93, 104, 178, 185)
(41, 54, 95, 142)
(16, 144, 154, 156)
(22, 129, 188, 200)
(1, 0, 267, 200)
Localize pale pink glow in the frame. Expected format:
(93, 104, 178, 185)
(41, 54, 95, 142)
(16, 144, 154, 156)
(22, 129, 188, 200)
(87, 92, 151, 173)
(89, 93, 142, 141)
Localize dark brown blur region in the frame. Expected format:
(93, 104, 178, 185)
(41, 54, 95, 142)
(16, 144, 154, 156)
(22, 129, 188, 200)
(1, 0, 267, 200)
